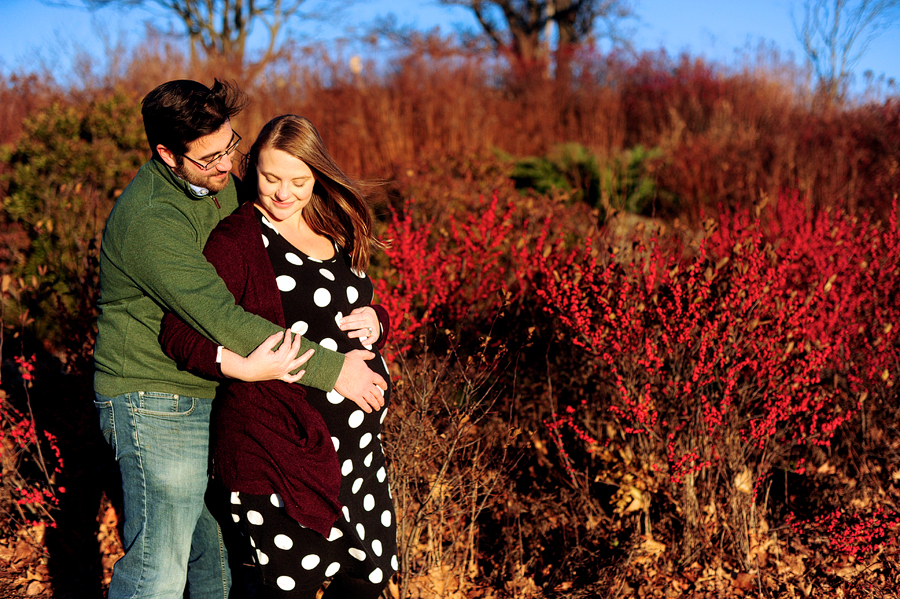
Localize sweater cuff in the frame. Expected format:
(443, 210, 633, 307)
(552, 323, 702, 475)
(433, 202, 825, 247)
(297, 337, 344, 392)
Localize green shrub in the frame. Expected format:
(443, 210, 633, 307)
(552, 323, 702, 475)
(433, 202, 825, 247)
(600, 144, 662, 216)
(510, 142, 601, 206)
(509, 143, 662, 220)
(0, 90, 145, 342)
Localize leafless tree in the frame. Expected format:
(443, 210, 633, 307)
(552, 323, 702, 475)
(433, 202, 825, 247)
(62, 0, 320, 69)
(793, 0, 900, 100)
(440, 0, 635, 77)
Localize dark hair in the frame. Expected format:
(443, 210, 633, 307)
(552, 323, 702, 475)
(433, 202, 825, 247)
(241, 115, 385, 271)
(141, 79, 248, 159)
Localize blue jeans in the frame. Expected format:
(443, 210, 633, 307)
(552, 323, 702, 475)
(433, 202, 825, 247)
(95, 390, 231, 599)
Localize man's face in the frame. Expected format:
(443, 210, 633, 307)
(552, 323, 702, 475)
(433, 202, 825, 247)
(162, 122, 237, 193)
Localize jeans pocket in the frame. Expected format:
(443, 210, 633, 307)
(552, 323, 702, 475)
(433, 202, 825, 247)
(135, 391, 197, 417)
(93, 398, 116, 452)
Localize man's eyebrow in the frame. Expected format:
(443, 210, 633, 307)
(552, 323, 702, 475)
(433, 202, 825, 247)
(196, 147, 226, 161)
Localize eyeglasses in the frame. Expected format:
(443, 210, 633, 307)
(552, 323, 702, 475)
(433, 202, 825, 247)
(181, 131, 242, 171)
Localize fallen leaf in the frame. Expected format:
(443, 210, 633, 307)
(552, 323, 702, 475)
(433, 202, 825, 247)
(733, 571, 755, 590)
(13, 542, 37, 565)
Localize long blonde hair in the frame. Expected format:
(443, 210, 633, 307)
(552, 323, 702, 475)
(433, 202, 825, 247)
(242, 115, 385, 271)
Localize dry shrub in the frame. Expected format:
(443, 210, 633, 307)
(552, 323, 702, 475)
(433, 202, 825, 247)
(383, 346, 513, 599)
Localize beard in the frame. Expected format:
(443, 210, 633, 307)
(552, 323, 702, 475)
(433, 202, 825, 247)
(172, 157, 231, 194)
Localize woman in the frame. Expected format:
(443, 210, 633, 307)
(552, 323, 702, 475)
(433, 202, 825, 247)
(160, 115, 397, 599)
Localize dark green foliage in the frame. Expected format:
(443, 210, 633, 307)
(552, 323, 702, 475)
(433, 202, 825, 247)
(0, 91, 145, 341)
(510, 142, 602, 205)
(509, 142, 662, 220)
(599, 144, 662, 216)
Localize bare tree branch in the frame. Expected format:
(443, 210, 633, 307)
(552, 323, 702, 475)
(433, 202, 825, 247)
(439, 0, 635, 75)
(56, 0, 320, 70)
(793, 0, 900, 100)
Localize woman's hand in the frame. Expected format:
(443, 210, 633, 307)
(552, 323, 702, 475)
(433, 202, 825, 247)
(339, 306, 381, 345)
(220, 330, 314, 383)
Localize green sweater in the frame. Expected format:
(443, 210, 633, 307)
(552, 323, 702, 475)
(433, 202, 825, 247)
(93, 158, 344, 399)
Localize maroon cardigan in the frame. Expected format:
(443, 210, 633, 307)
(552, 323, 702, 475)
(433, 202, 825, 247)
(160, 201, 390, 535)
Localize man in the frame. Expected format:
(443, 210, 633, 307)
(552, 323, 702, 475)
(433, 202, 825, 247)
(93, 79, 386, 599)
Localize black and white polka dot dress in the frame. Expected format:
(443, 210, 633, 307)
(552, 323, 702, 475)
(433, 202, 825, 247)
(230, 211, 397, 594)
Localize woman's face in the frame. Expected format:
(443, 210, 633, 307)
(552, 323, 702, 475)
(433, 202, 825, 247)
(254, 147, 315, 224)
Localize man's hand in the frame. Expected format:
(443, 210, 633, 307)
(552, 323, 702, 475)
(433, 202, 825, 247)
(339, 306, 381, 345)
(333, 349, 387, 413)
(220, 330, 313, 383)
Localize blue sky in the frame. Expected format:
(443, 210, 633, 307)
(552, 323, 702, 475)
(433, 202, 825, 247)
(1, 0, 898, 91)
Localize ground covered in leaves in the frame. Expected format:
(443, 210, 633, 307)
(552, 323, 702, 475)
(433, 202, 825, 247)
(0, 478, 898, 598)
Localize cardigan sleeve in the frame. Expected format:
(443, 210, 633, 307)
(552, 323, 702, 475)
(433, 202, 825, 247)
(160, 312, 221, 378)
(161, 303, 392, 378)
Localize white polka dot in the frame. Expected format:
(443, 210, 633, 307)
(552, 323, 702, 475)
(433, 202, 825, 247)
(380, 407, 388, 423)
(332, 436, 340, 451)
(352, 478, 363, 494)
(290, 320, 308, 335)
(274, 534, 293, 550)
(359, 432, 372, 449)
(391, 555, 399, 571)
(261, 234, 270, 247)
(347, 286, 359, 303)
(308, 255, 323, 263)
(369, 568, 384, 584)
(285, 252, 303, 265)
(349, 547, 366, 561)
(334, 311, 344, 327)
(301, 554, 320, 570)
(352, 268, 365, 278)
(261, 216, 277, 230)
(325, 562, 341, 577)
(372, 539, 383, 556)
(342, 459, 353, 476)
(343, 506, 351, 521)
(357, 523, 366, 539)
(363, 343, 373, 350)
(320, 337, 338, 351)
(381, 510, 392, 527)
(230, 492, 241, 505)
(314, 288, 331, 307)
(231, 514, 240, 523)
(247, 510, 263, 525)
(270, 493, 284, 508)
(276, 576, 296, 590)
(320, 268, 335, 281)
(250, 537, 256, 547)
(363, 494, 375, 511)
(348, 410, 365, 429)
(257, 550, 269, 565)
(327, 528, 344, 542)
(377, 466, 386, 482)
(276, 275, 296, 291)
(364, 452, 373, 467)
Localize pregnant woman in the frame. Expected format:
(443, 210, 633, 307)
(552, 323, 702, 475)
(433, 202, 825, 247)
(160, 114, 397, 599)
